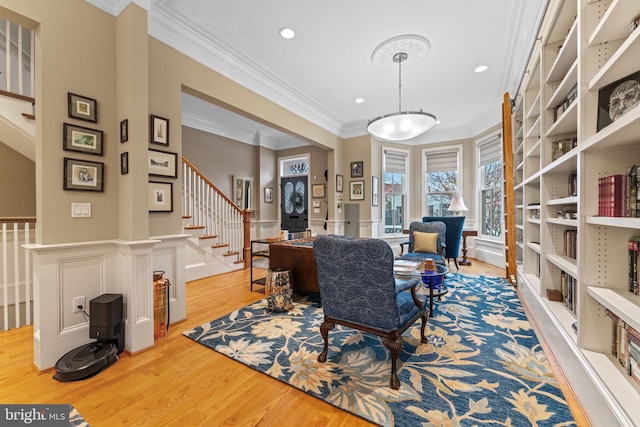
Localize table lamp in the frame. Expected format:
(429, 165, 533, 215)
(448, 195, 468, 216)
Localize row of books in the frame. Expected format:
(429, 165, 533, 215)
(598, 166, 639, 217)
(561, 270, 577, 313)
(568, 172, 577, 197)
(608, 310, 640, 387)
(628, 236, 640, 295)
(552, 85, 578, 123)
(564, 229, 577, 259)
(551, 138, 577, 162)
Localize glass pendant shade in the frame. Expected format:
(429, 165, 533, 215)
(367, 111, 436, 141)
(368, 49, 436, 142)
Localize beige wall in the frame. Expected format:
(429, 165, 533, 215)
(182, 125, 259, 203)
(0, 141, 35, 217)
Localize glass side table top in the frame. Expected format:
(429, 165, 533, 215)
(394, 259, 449, 317)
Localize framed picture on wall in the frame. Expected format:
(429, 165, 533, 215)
(149, 181, 173, 212)
(349, 180, 364, 200)
(63, 157, 104, 192)
(312, 184, 325, 198)
(336, 174, 343, 192)
(150, 114, 170, 146)
(148, 149, 177, 178)
(351, 161, 363, 178)
(63, 123, 103, 156)
(68, 92, 97, 123)
(120, 119, 128, 143)
(120, 152, 129, 175)
(264, 187, 273, 203)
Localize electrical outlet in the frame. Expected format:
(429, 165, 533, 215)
(72, 296, 85, 313)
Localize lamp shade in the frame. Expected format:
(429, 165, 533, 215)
(367, 111, 437, 141)
(448, 195, 468, 212)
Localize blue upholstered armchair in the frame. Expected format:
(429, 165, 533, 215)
(397, 221, 447, 266)
(422, 216, 466, 269)
(313, 236, 429, 390)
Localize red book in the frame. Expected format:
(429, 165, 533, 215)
(603, 175, 626, 217)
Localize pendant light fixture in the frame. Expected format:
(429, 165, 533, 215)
(368, 35, 436, 142)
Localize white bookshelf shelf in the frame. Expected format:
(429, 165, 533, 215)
(587, 286, 640, 333)
(547, 254, 578, 277)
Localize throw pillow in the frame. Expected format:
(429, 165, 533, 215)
(414, 231, 439, 254)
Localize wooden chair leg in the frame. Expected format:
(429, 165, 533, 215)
(420, 313, 429, 344)
(317, 321, 334, 363)
(383, 337, 403, 390)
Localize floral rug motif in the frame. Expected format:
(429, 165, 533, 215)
(183, 273, 576, 426)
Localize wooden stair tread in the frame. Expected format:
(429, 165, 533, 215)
(184, 225, 205, 230)
(199, 235, 218, 240)
(0, 88, 35, 104)
(223, 251, 238, 257)
(212, 243, 229, 249)
(21, 113, 35, 120)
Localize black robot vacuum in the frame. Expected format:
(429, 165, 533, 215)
(54, 294, 124, 382)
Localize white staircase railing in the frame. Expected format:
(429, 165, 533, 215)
(0, 218, 35, 331)
(1, 18, 35, 97)
(182, 157, 249, 265)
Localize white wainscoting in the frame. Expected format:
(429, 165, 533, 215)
(25, 235, 187, 371)
(472, 237, 504, 268)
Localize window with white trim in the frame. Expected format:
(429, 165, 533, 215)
(383, 149, 408, 235)
(425, 148, 460, 216)
(477, 133, 503, 238)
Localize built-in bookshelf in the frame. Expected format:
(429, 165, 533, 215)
(511, 0, 640, 425)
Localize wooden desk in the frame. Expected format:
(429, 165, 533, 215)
(459, 230, 477, 265)
(269, 237, 319, 294)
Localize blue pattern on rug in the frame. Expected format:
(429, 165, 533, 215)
(183, 273, 576, 427)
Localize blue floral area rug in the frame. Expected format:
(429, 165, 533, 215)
(183, 273, 576, 426)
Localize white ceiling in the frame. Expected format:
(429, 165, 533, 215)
(89, 0, 547, 148)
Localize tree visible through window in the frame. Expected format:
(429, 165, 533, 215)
(426, 171, 457, 216)
(477, 132, 503, 238)
(481, 161, 502, 237)
(383, 149, 408, 235)
(425, 148, 460, 217)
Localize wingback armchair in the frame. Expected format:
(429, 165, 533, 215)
(313, 236, 429, 390)
(398, 221, 447, 266)
(422, 216, 466, 269)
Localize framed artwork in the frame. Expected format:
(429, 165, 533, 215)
(597, 69, 640, 132)
(372, 176, 379, 207)
(120, 152, 129, 175)
(149, 181, 173, 212)
(312, 184, 325, 198)
(63, 157, 104, 192)
(336, 174, 343, 192)
(349, 180, 365, 200)
(264, 187, 273, 203)
(120, 119, 128, 143)
(150, 114, 169, 146)
(68, 92, 97, 123)
(148, 149, 177, 178)
(63, 123, 103, 156)
(351, 161, 363, 178)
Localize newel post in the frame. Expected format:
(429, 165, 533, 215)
(243, 209, 251, 268)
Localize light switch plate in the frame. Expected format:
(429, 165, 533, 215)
(71, 203, 92, 218)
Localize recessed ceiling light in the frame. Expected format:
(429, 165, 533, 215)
(279, 27, 295, 39)
(474, 65, 489, 73)
(355, 98, 364, 104)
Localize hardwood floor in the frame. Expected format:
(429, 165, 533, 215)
(0, 259, 589, 426)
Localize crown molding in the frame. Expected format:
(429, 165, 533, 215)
(85, 0, 150, 16)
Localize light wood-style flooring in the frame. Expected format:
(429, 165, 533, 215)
(0, 259, 589, 426)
